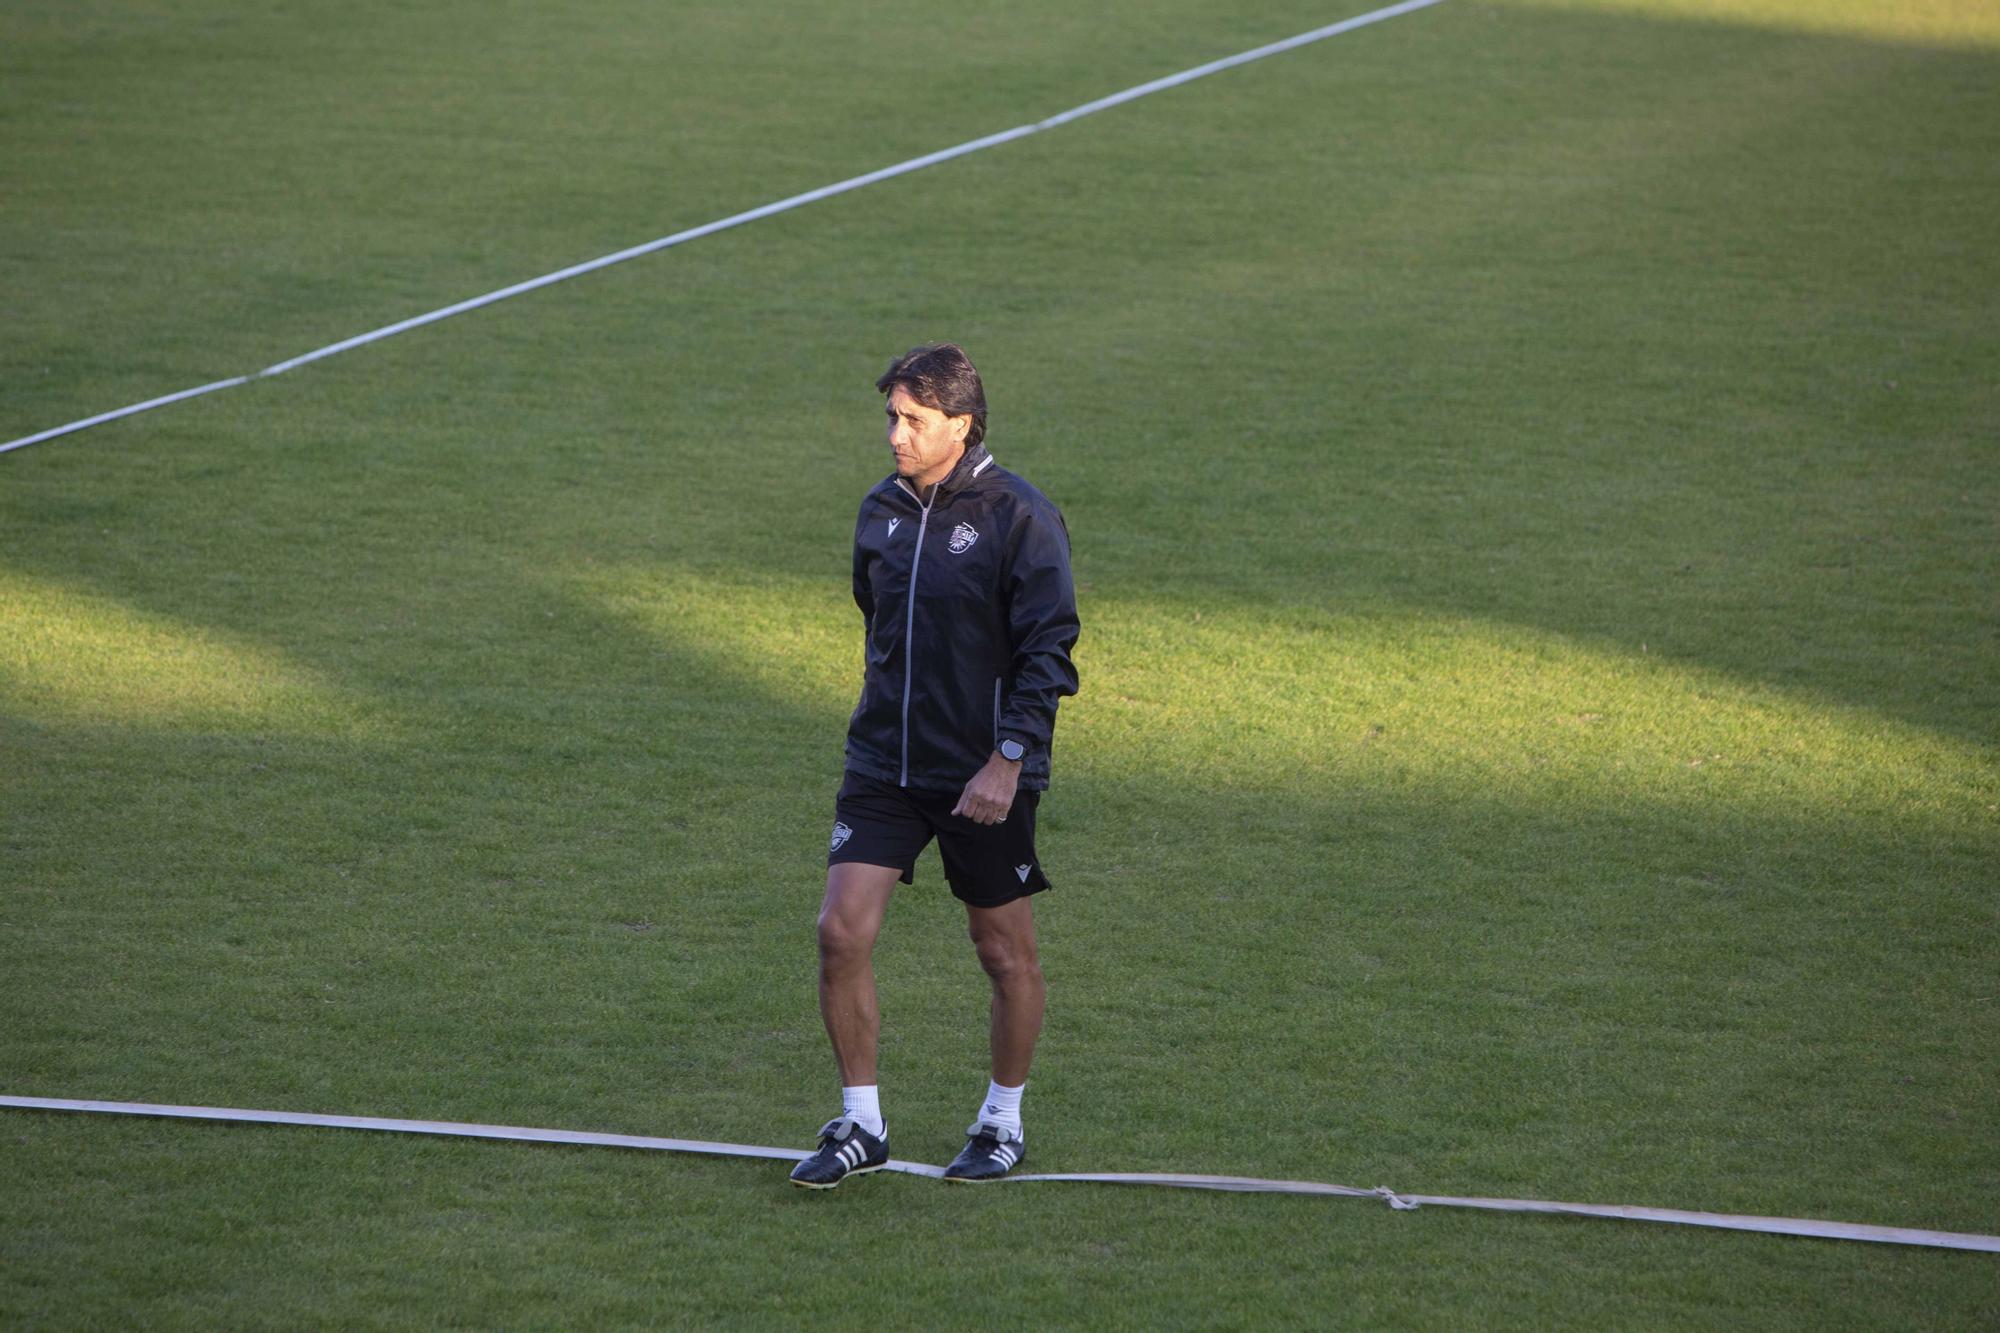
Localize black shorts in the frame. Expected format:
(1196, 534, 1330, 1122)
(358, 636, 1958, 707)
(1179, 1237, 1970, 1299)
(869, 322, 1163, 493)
(828, 770, 1052, 909)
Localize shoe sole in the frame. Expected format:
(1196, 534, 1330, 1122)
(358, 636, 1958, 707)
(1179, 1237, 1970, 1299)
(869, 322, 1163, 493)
(942, 1167, 1017, 1184)
(789, 1162, 888, 1190)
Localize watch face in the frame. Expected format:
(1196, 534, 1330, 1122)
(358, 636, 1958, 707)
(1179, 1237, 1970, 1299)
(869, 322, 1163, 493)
(1000, 740, 1025, 762)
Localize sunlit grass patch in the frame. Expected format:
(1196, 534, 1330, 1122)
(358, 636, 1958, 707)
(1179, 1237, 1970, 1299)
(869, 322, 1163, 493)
(1075, 599, 1997, 819)
(570, 564, 1995, 830)
(1503, 0, 2000, 49)
(0, 569, 389, 737)
(566, 563, 859, 711)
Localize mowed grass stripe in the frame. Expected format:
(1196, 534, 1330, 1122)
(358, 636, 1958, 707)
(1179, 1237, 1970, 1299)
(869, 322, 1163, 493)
(12, 0, 1442, 442)
(0, 0, 1440, 444)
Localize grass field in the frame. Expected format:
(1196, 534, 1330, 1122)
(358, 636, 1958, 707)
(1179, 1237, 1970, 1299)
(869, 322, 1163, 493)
(4, 0, 1997, 1326)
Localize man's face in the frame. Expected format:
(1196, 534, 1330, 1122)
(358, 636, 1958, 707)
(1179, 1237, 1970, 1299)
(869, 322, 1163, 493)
(885, 385, 969, 488)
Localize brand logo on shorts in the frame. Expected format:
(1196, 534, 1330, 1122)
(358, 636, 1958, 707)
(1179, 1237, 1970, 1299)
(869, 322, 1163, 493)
(887, 517, 901, 537)
(949, 522, 979, 554)
(831, 821, 854, 853)
(1015, 863, 1033, 882)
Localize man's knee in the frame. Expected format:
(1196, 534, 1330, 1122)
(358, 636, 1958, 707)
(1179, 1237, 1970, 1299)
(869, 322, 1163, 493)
(817, 906, 876, 971)
(970, 921, 1042, 985)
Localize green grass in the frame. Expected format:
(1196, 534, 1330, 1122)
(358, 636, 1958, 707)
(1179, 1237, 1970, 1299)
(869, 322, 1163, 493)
(4, 0, 1997, 1326)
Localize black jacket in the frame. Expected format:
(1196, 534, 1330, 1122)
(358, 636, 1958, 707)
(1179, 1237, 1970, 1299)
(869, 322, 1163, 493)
(844, 443, 1080, 792)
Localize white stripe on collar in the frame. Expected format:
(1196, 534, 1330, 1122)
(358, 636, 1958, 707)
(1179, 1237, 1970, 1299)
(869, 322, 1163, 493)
(972, 454, 995, 477)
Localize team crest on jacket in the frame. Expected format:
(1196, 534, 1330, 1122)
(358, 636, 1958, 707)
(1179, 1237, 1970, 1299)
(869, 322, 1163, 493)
(948, 522, 979, 554)
(831, 821, 853, 853)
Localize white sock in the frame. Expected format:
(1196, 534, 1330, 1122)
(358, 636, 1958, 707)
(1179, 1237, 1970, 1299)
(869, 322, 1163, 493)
(979, 1079, 1024, 1136)
(841, 1084, 884, 1139)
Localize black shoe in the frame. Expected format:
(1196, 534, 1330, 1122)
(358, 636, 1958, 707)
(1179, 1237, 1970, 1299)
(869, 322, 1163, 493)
(942, 1120, 1025, 1182)
(789, 1116, 889, 1190)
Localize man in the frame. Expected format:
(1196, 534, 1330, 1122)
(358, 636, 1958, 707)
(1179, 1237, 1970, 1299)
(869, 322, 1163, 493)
(791, 343, 1080, 1189)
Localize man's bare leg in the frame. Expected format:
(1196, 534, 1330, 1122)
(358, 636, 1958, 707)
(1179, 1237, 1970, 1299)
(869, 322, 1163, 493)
(966, 895, 1046, 1087)
(816, 862, 901, 1086)
(792, 862, 901, 1188)
(940, 894, 1045, 1180)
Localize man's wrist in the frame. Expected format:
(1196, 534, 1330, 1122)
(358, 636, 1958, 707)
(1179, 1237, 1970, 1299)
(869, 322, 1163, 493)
(996, 736, 1028, 764)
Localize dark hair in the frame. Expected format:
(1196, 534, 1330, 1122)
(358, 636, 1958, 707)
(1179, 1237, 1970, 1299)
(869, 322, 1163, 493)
(875, 342, 987, 449)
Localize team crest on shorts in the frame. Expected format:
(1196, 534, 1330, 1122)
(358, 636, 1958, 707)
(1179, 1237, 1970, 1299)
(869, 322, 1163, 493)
(948, 522, 979, 554)
(831, 821, 853, 853)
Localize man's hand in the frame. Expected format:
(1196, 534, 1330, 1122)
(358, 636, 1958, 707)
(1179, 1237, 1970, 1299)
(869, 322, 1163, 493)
(951, 751, 1023, 825)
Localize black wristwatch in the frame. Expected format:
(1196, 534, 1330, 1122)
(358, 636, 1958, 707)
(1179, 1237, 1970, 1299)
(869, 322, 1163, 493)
(998, 738, 1026, 763)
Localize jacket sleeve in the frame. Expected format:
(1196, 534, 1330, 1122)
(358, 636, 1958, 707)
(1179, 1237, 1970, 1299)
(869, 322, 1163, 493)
(852, 498, 875, 629)
(997, 497, 1080, 755)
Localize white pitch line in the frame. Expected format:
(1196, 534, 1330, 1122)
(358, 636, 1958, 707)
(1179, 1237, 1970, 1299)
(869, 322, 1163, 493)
(0, 1095, 945, 1180)
(0, 377, 249, 455)
(1, 0, 1449, 457)
(5, 1096, 1996, 1252)
(1008, 1173, 2000, 1252)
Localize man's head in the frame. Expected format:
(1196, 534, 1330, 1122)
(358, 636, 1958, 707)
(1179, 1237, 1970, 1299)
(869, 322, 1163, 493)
(876, 343, 987, 487)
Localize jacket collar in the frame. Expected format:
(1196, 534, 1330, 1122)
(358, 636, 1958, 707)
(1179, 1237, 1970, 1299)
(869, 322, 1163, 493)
(894, 443, 993, 504)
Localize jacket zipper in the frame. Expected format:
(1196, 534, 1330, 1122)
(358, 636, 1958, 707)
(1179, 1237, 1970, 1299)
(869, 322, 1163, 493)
(897, 481, 934, 787)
